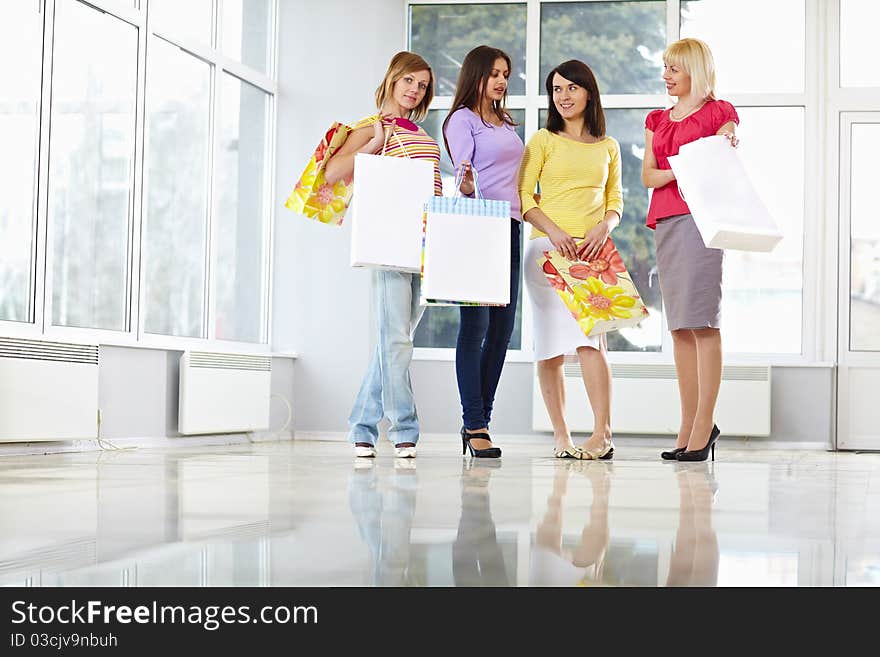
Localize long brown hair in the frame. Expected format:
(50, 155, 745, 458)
(374, 51, 435, 122)
(544, 60, 605, 138)
(442, 45, 517, 158)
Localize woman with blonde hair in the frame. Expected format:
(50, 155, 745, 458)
(324, 51, 443, 459)
(641, 38, 739, 462)
(518, 59, 622, 460)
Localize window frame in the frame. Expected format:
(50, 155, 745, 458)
(0, 0, 278, 355)
(407, 0, 825, 366)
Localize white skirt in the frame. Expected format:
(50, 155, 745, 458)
(524, 237, 603, 361)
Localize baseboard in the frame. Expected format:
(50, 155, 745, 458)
(0, 430, 294, 457)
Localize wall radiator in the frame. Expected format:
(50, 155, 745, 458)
(178, 352, 272, 435)
(0, 338, 99, 442)
(532, 362, 772, 436)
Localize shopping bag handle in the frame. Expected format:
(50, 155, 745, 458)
(380, 119, 413, 158)
(453, 165, 483, 200)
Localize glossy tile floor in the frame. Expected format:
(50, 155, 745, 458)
(1, 437, 879, 587)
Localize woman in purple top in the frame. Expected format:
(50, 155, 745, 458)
(442, 46, 525, 459)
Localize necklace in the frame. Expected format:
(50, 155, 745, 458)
(669, 100, 705, 121)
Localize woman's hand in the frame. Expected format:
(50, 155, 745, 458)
(458, 160, 475, 196)
(720, 131, 739, 148)
(578, 220, 612, 261)
(363, 113, 395, 154)
(547, 224, 579, 261)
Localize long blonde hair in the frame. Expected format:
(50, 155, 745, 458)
(664, 38, 716, 100)
(374, 51, 435, 122)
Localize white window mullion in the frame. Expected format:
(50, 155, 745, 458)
(34, 0, 55, 335)
(261, 92, 275, 344)
(205, 63, 219, 341)
(667, 0, 681, 42)
(128, 5, 148, 338)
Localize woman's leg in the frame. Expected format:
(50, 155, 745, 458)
(689, 327, 722, 451)
(537, 355, 575, 451)
(576, 345, 613, 453)
(671, 329, 699, 450)
(376, 270, 420, 447)
(478, 220, 521, 439)
(456, 306, 491, 445)
(348, 271, 386, 446)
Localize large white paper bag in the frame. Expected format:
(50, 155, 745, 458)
(668, 135, 783, 252)
(350, 153, 434, 271)
(421, 196, 511, 306)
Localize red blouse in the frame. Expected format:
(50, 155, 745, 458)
(644, 99, 739, 229)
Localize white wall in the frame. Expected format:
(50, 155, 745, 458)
(272, 0, 407, 433)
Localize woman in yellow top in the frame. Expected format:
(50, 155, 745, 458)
(518, 59, 623, 460)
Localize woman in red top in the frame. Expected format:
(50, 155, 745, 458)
(641, 38, 739, 463)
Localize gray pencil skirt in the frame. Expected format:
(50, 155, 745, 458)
(654, 213, 723, 331)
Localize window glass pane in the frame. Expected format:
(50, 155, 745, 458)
(849, 123, 880, 351)
(722, 107, 804, 354)
(840, 0, 880, 88)
(681, 0, 805, 94)
(0, 1, 41, 322)
(538, 108, 662, 352)
(143, 38, 210, 338)
(413, 109, 525, 350)
(49, 0, 138, 331)
(605, 109, 662, 352)
(214, 74, 268, 343)
(540, 1, 665, 95)
(102, 0, 137, 12)
(222, 0, 273, 75)
(410, 3, 527, 96)
(150, 0, 213, 45)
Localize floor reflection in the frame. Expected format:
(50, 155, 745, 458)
(1, 440, 879, 587)
(666, 464, 719, 587)
(348, 460, 418, 586)
(453, 460, 509, 587)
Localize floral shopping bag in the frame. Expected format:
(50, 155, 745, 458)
(537, 237, 649, 337)
(284, 121, 353, 226)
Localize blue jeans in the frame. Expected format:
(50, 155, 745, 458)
(348, 269, 425, 446)
(455, 219, 521, 431)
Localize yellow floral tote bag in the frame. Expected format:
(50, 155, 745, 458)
(284, 121, 355, 226)
(538, 237, 650, 337)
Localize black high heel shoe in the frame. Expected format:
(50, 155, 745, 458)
(661, 446, 687, 461)
(461, 427, 502, 459)
(676, 425, 721, 462)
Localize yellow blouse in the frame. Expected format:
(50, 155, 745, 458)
(518, 129, 623, 239)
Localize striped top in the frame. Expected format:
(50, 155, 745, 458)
(354, 116, 443, 196)
(518, 129, 623, 239)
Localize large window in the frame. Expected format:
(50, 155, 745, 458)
(839, 0, 880, 88)
(849, 123, 880, 351)
(408, 0, 810, 359)
(48, 0, 138, 331)
(0, 0, 276, 348)
(214, 75, 270, 343)
(143, 37, 211, 338)
(0, 2, 43, 323)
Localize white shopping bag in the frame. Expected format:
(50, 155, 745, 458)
(668, 135, 783, 252)
(350, 152, 434, 271)
(420, 191, 511, 306)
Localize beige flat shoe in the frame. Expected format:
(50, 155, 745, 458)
(581, 439, 615, 460)
(554, 446, 586, 460)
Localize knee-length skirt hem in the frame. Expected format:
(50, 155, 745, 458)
(523, 237, 603, 361)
